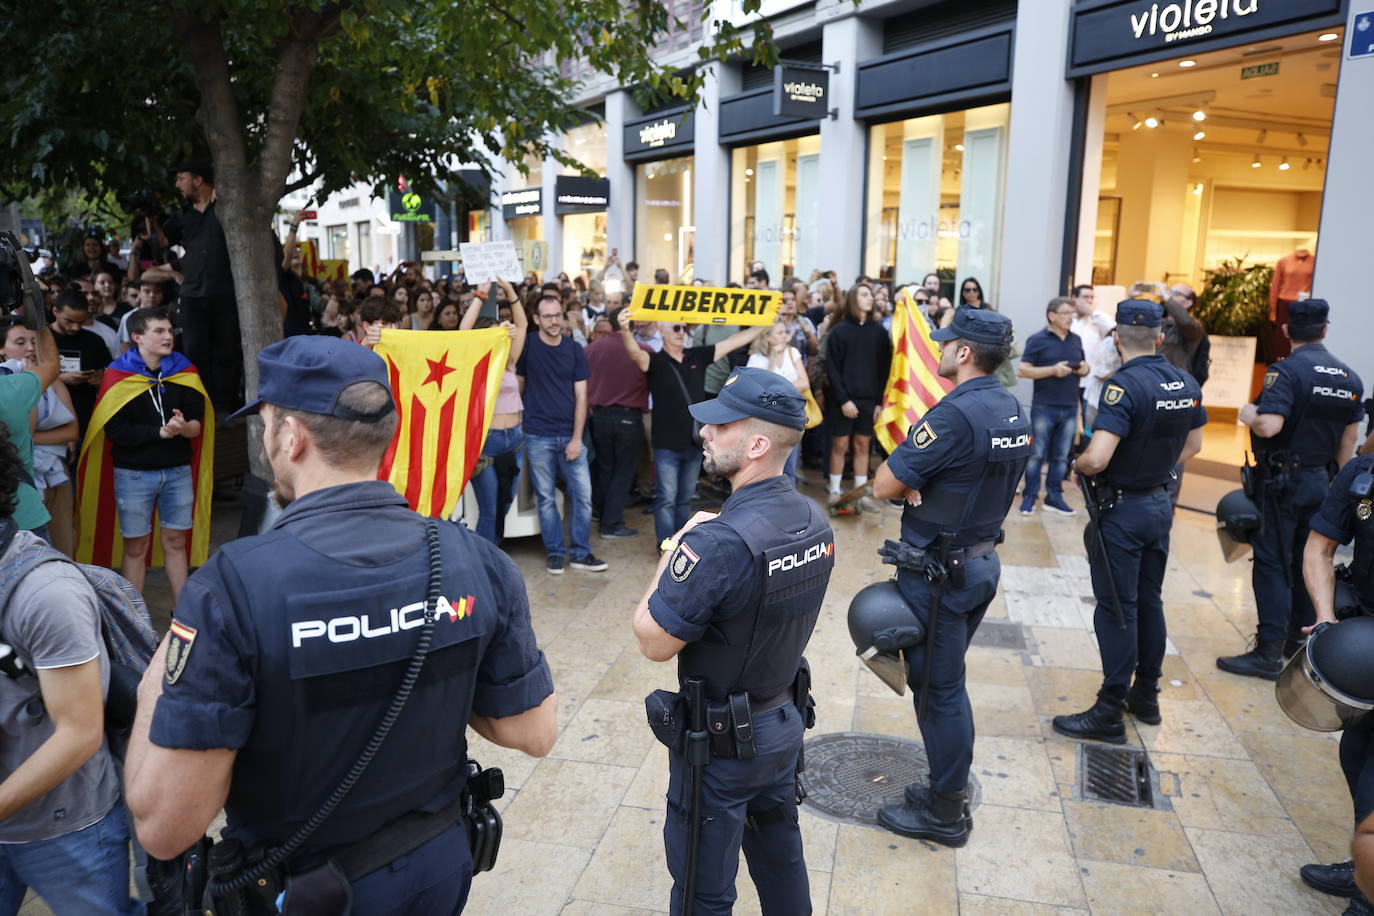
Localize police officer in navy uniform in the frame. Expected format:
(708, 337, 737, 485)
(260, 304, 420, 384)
(1217, 298, 1365, 679)
(869, 306, 1031, 846)
(1052, 300, 1205, 743)
(123, 337, 557, 912)
(1294, 448, 1374, 915)
(631, 366, 833, 915)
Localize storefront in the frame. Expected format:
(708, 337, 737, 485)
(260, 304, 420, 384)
(721, 60, 827, 284)
(1065, 0, 1347, 489)
(559, 119, 610, 278)
(856, 11, 1016, 301)
(624, 107, 696, 283)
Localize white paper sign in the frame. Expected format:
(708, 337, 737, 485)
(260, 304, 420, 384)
(1201, 334, 1257, 410)
(59, 354, 82, 374)
(459, 240, 522, 284)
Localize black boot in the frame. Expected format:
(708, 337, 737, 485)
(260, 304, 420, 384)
(1125, 679, 1162, 726)
(1215, 637, 1284, 680)
(1052, 693, 1127, 744)
(1345, 896, 1374, 916)
(878, 787, 971, 847)
(1301, 859, 1358, 898)
(1283, 636, 1306, 660)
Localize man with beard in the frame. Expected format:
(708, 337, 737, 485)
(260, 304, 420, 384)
(631, 367, 834, 915)
(869, 305, 1030, 847)
(123, 336, 557, 913)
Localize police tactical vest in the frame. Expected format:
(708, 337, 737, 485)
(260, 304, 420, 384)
(678, 489, 834, 701)
(1348, 456, 1374, 609)
(1255, 345, 1363, 466)
(221, 522, 491, 852)
(1102, 356, 1203, 490)
(904, 385, 1030, 546)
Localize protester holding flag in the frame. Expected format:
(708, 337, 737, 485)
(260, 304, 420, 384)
(78, 307, 212, 602)
(875, 285, 957, 459)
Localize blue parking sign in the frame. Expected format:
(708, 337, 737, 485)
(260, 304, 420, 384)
(1353, 11, 1374, 58)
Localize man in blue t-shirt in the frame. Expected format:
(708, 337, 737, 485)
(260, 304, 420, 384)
(1017, 297, 1086, 516)
(517, 292, 608, 575)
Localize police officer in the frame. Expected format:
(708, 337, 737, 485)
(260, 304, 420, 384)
(123, 337, 557, 912)
(1217, 298, 1365, 679)
(631, 366, 832, 915)
(1053, 301, 1205, 741)
(1293, 447, 1374, 915)
(870, 305, 1030, 846)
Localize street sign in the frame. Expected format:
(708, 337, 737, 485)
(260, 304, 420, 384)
(1352, 10, 1374, 59)
(1240, 62, 1279, 79)
(386, 188, 435, 223)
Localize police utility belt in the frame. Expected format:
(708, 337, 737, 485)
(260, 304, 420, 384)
(876, 535, 1001, 589)
(645, 659, 815, 760)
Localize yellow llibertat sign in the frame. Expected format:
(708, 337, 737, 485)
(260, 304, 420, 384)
(629, 284, 781, 326)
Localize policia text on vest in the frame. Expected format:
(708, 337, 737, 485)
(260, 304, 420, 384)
(629, 284, 782, 326)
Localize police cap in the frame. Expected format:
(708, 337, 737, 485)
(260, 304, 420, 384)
(229, 336, 395, 422)
(1116, 299, 1164, 327)
(1288, 298, 1329, 329)
(689, 366, 808, 431)
(929, 305, 1013, 346)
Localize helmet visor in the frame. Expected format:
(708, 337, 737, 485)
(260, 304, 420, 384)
(1277, 643, 1374, 732)
(860, 647, 908, 696)
(1216, 524, 1252, 564)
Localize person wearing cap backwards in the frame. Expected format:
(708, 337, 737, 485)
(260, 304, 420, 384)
(1216, 298, 1365, 680)
(631, 366, 834, 915)
(866, 305, 1030, 846)
(1052, 300, 1205, 743)
(122, 336, 557, 912)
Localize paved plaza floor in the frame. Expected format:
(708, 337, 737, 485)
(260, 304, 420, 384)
(19, 479, 1354, 916)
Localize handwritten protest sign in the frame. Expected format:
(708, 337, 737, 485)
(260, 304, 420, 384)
(628, 284, 781, 326)
(459, 240, 523, 284)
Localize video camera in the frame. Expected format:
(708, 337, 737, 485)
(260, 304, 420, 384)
(118, 188, 162, 217)
(0, 232, 46, 329)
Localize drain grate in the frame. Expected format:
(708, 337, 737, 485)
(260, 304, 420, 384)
(800, 733, 981, 826)
(1080, 744, 1153, 808)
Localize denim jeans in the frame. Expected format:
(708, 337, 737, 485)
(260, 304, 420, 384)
(1023, 404, 1078, 500)
(526, 434, 593, 559)
(653, 448, 703, 544)
(0, 800, 144, 915)
(590, 408, 645, 532)
(470, 426, 523, 544)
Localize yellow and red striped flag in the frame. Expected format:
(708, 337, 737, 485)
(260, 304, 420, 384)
(373, 328, 510, 518)
(875, 285, 956, 454)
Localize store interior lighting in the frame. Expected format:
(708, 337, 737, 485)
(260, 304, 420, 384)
(1179, 59, 1196, 68)
(1193, 129, 1206, 141)
(1192, 183, 1203, 196)
(954, 143, 965, 151)
(1256, 129, 1268, 144)
(1297, 133, 1308, 147)
(1192, 148, 1201, 163)
(1278, 156, 1290, 171)
(1129, 112, 1143, 131)
(1318, 33, 1339, 42)
(1251, 154, 1262, 168)
(1192, 108, 1207, 122)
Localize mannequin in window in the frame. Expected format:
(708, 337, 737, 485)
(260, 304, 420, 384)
(1270, 246, 1314, 359)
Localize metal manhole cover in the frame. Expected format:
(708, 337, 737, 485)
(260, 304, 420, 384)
(800, 732, 981, 826)
(1080, 744, 1154, 808)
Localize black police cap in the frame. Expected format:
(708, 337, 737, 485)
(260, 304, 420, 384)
(689, 367, 808, 431)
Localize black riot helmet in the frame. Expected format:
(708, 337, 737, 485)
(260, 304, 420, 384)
(848, 580, 925, 696)
(1277, 618, 1374, 731)
(1216, 489, 1262, 563)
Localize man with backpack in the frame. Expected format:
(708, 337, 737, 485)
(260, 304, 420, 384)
(0, 421, 146, 914)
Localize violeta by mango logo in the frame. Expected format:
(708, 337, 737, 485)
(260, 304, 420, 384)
(768, 542, 835, 576)
(291, 594, 476, 647)
(1128, 0, 1258, 44)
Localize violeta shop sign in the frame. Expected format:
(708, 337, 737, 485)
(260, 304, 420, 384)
(629, 284, 782, 326)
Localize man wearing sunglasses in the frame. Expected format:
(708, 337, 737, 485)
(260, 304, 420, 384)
(618, 312, 764, 547)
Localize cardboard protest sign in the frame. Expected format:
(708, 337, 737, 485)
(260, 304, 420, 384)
(459, 240, 522, 284)
(628, 284, 781, 326)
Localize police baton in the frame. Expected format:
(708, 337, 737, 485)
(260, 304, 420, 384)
(1076, 472, 1126, 631)
(917, 532, 955, 722)
(682, 676, 709, 916)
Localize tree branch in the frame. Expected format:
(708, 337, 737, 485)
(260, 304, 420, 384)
(283, 169, 323, 196)
(258, 5, 344, 197)
(170, 11, 249, 182)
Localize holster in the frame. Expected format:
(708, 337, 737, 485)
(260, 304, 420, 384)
(646, 688, 687, 754)
(279, 860, 351, 916)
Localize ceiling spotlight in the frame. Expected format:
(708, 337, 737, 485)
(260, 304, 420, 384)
(1144, 115, 1160, 129)
(1129, 112, 1143, 131)
(1296, 133, 1308, 147)
(1179, 59, 1197, 68)
(1151, 72, 1160, 78)
(1251, 154, 1262, 168)
(1256, 129, 1268, 144)
(1279, 156, 1291, 171)
(1192, 109, 1207, 122)
(954, 143, 964, 151)
(1303, 157, 1313, 170)
(1318, 33, 1339, 42)
(1192, 148, 1201, 163)
(1193, 129, 1206, 141)
(744, 168, 753, 176)
(1193, 183, 1204, 196)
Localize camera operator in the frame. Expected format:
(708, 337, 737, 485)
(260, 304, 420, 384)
(0, 421, 143, 914)
(163, 160, 240, 414)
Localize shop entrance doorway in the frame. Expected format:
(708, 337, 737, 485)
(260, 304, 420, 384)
(1079, 26, 1343, 509)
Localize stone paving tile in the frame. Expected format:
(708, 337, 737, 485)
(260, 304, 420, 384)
(959, 895, 1089, 915)
(549, 697, 658, 766)
(465, 837, 592, 914)
(967, 680, 1043, 740)
(572, 806, 673, 911)
(1028, 626, 1100, 670)
(1137, 698, 1248, 759)
(1185, 826, 1346, 915)
(502, 758, 638, 848)
(1195, 672, 1304, 735)
(1076, 861, 1221, 915)
(590, 646, 677, 704)
(828, 823, 959, 915)
(559, 902, 664, 915)
(1150, 752, 1298, 838)
(1062, 800, 1200, 872)
(955, 804, 1087, 908)
(971, 735, 1061, 812)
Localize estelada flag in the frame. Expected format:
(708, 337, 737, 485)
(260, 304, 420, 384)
(76, 351, 215, 568)
(875, 285, 956, 455)
(373, 328, 510, 518)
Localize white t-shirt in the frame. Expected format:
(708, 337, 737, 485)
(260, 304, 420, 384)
(1070, 311, 1115, 390)
(83, 319, 120, 359)
(747, 347, 803, 384)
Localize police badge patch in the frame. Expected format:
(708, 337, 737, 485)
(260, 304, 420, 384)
(165, 620, 197, 685)
(1103, 384, 1125, 406)
(913, 421, 938, 450)
(1264, 370, 1278, 389)
(1359, 499, 1372, 522)
(669, 542, 700, 582)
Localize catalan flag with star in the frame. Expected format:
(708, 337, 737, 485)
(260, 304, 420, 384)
(373, 328, 510, 518)
(875, 285, 956, 455)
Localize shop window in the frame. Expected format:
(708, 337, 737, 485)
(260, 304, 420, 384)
(355, 221, 372, 272)
(326, 224, 349, 261)
(864, 103, 1009, 301)
(730, 135, 822, 284)
(635, 155, 694, 284)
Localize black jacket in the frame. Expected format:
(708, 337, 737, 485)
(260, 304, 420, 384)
(105, 376, 205, 470)
(825, 318, 892, 404)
